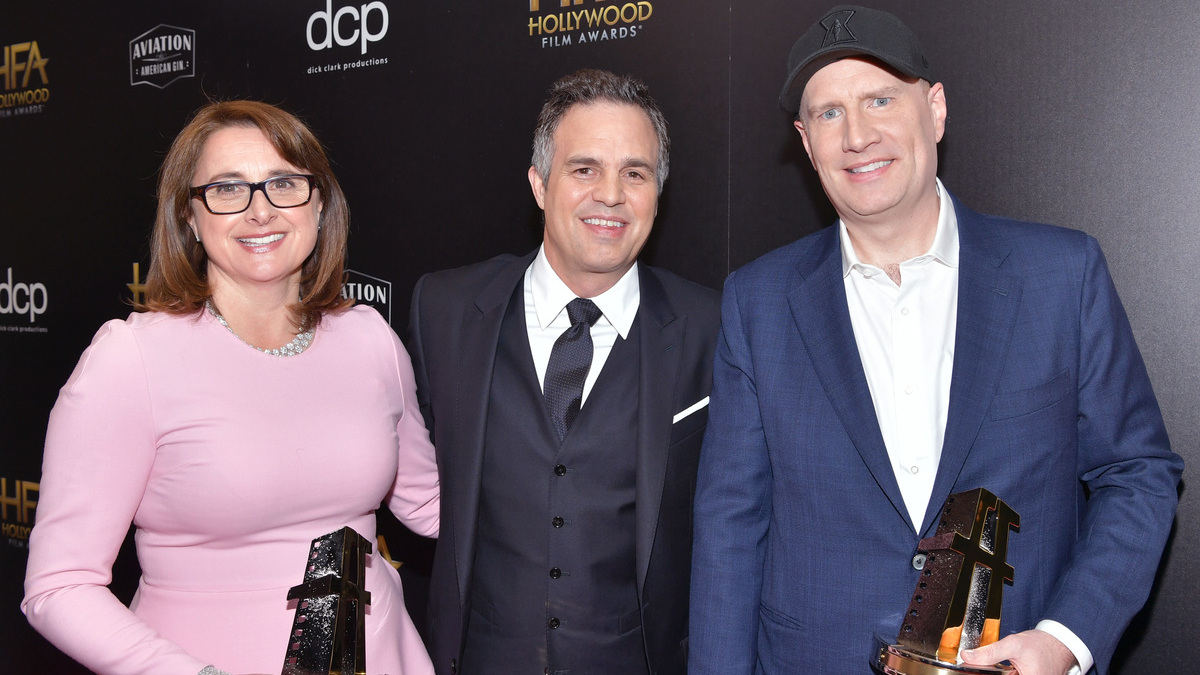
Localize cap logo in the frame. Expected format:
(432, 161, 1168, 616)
(820, 9, 857, 47)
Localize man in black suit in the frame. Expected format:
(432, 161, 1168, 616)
(407, 69, 720, 675)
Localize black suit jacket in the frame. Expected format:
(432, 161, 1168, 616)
(407, 251, 721, 675)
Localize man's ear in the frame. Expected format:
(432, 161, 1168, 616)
(793, 118, 816, 168)
(928, 82, 948, 143)
(528, 165, 546, 210)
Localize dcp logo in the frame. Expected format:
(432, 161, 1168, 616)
(0, 267, 48, 323)
(307, 1, 389, 55)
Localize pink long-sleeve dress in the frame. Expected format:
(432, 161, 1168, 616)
(23, 305, 439, 675)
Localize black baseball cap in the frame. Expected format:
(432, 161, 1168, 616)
(779, 5, 933, 115)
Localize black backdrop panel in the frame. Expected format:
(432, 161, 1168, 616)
(0, 1, 731, 671)
(728, 2, 1199, 673)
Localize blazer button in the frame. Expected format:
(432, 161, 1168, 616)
(912, 553, 927, 571)
(550, 567, 562, 579)
(552, 516, 564, 528)
(555, 464, 567, 476)
(548, 617, 560, 629)
(450, 658, 457, 675)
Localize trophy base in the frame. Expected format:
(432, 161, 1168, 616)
(876, 642, 1014, 675)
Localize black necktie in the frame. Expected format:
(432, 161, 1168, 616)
(544, 297, 603, 441)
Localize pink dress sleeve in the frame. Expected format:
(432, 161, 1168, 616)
(22, 320, 210, 675)
(381, 318, 440, 538)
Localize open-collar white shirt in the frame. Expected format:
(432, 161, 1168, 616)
(841, 178, 960, 531)
(524, 244, 640, 406)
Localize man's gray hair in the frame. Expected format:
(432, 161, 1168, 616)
(531, 69, 670, 194)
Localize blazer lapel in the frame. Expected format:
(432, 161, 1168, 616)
(787, 228, 913, 530)
(921, 199, 1023, 535)
(451, 253, 534, 601)
(633, 265, 685, 592)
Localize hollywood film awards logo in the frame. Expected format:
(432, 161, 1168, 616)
(0, 40, 50, 119)
(129, 24, 195, 89)
(1, 476, 38, 549)
(528, 0, 654, 49)
(343, 269, 393, 324)
(306, 0, 391, 76)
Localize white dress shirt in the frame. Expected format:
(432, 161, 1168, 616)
(840, 180, 1090, 673)
(524, 245, 640, 405)
(841, 178, 959, 531)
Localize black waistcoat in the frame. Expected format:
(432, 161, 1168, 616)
(462, 286, 648, 675)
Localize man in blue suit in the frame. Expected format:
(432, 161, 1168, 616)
(689, 6, 1182, 675)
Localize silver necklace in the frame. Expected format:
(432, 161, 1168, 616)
(206, 300, 314, 357)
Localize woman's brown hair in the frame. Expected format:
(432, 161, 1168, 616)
(139, 100, 351, 329)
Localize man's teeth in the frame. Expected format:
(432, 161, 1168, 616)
(238, 234, 285, 245)
(849, 160, 892, 174)
(583, 218, 625, 228)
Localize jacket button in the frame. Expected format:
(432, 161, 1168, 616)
(555, 464, 567, 476)
(550, 567, 562, 579)
(912, 553, 927, 571)
(548, 617, 560, 629)
(450, 658, 457, 675)
(552, 516, 564, 528)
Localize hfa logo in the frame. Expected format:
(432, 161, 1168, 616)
(307, 1, 390, 55)
(0, 41, 48, 91)
(129, 24, 196, 89)
(0, 477, 38, 543)
(0, 41, 50, 112)
(526, 0, 653, 45)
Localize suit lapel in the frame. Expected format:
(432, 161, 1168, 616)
(633, 265, 684, 591)
(452, 252, 534, 601)
(787, 228, 913, 530)
(922, 200, 1022, 535)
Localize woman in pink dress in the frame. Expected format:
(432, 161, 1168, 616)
(22, 101, 439, 675)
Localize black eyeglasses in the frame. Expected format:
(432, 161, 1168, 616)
(189, 174, 317, 215)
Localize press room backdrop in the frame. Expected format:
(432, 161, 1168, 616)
(1, 1, 1195, 672)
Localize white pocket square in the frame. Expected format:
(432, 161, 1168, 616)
(672, 396, 709, 424)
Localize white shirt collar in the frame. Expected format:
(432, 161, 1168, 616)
(840, 178, 960, 278)
(529, 244, 640, 338)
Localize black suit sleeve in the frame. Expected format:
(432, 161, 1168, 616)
(406, 272, 437, 439)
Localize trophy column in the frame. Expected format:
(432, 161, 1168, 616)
(876, 488, 1020, 675)
(282, 527, 373, 675)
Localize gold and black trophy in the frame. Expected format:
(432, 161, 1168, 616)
(875, 488, 1020, 675)
(282, 527, 373, 675)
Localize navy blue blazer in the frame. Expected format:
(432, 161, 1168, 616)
(408, 252, 720, 675)
(688, 195, 1182, 674)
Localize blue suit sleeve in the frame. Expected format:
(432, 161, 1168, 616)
(689, 271, 772, 675)
(1044, 237, 1182, 673)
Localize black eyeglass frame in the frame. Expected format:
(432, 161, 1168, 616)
(188, 174, 318, 215)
